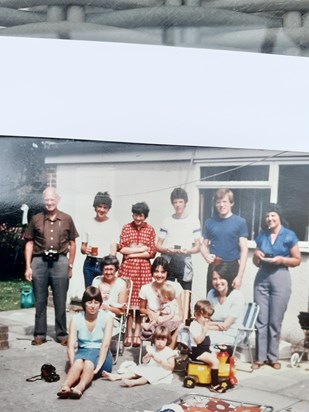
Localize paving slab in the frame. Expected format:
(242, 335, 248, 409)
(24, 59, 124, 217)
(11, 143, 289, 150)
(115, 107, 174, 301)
(1, 307, 309, 412)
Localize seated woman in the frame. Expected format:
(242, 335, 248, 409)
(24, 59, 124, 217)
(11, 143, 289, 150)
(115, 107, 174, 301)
(95, 255, 127, 316)
(139, 256, 183, 347)
(207, 263, 245, 347)
(57, 286, 113, 399)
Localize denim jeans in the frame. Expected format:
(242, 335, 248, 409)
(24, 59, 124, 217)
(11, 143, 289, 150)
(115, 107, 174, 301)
(83, 257, 102, 288)
(32, 255, 69, 341)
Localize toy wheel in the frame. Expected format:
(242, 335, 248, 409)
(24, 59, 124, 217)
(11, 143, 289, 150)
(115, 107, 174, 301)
(290, 352, 300, 368)
(184, 375, 196, 389)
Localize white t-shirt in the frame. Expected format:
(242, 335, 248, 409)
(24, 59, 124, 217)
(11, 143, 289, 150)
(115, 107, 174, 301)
(81, 217, 120, 258)
(139, 281, 183, 312)
(158, 214, 201, 250)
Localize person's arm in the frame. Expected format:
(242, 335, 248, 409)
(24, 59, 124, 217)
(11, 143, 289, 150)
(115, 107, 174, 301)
(94, 314, 113, 374)
(181, 238, 201, 255)
(103, 282, 127, 316)
(232, 236, 248, 289)
(156, 305, 175, 324)
(200, 238, 215, 264)
(68, 240, 76, 278)
(67, 318, 77, 366)
(140, 298, 159, 321)
(152, 350, 176, 371)
(208, 316, 236, 331)
(156, 237, 177, 255)
(110, 243, 117, 256)
(191, 322, 210, 345)
(24, 240, 34, 281)
(81, 241, 92, 255)
(270, 243, 301, 267)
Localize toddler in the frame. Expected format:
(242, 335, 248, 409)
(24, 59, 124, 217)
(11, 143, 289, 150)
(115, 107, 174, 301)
(190, 299, 225, 393)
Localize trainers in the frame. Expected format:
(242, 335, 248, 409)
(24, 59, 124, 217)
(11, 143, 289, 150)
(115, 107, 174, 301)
(31, 337, 47, 346)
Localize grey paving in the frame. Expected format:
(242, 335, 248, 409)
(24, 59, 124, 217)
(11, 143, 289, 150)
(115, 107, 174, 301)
(1, 307, 309, 412)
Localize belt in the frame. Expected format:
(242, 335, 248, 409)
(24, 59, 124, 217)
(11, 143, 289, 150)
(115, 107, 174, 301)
(33, 253, 67, 257)
(86, 256, 101, 262)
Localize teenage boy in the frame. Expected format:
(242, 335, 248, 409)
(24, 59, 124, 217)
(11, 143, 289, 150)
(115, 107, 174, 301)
(156, 187, 201, 290)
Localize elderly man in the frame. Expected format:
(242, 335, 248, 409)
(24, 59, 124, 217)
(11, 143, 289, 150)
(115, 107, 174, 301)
(24, 187, 79, 346)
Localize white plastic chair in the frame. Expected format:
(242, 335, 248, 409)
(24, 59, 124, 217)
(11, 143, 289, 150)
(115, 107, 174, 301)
(232, 302, 260, 367)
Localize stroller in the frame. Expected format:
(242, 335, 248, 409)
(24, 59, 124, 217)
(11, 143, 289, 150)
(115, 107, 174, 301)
(290, 311, 309, 368)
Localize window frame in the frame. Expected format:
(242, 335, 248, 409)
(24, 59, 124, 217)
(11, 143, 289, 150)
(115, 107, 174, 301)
(196, 159, 309, 252)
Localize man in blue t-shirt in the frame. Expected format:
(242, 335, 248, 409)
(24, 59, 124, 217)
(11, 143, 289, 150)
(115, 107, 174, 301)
(200, 189, 248, 293)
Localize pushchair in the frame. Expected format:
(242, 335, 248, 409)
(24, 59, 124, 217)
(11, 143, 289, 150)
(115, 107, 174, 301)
(290, 311, 309, 367)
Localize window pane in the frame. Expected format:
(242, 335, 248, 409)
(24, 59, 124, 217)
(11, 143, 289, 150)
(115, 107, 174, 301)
(200, 165, 269, 182)
(278, 165, 309, 241)
(200, 188, 270, 241)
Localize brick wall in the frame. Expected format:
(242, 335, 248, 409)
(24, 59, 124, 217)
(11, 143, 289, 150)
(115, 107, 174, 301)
(0, 324, 9, 350)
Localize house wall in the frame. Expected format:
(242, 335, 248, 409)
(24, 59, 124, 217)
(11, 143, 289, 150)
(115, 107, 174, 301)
(54, 156, 309, 346)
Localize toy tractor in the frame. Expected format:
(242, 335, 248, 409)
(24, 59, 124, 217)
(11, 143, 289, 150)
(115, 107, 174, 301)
(183, 345, 237, 390)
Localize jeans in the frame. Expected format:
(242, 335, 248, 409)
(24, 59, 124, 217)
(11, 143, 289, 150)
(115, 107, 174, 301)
(83, 257, 102, 288)
(162, 253, 193, 291)
(32, 255, 69, 341)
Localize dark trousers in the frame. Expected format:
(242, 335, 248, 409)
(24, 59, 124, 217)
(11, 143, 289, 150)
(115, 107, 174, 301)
(32, 255, 69, 341)
(83, 257, 102, 288)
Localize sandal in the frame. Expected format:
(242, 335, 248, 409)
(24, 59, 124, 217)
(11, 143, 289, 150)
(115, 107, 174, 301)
(209, 384, 226, 394)
(268, 361, 281, 370)
(69, 387, 82, 399)
(132, 336, 141, 347)
(251, 361, 264, 370)
(124, 336, 132, 347)
(57, 387, 70, 399)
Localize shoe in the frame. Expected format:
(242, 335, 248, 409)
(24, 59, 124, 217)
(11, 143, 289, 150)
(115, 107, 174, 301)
(58, 338, 68, 346)
(31, 337, 47, 346)
(69, 387, 82, 399)
(132, 336, 141, 347)
(268, 361, 281, 370)
(124, 336, 132, 347)
(251, 361, 264, 370)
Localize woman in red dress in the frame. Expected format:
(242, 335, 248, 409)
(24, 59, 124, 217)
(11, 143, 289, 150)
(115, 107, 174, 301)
(118, 202, 156, 347)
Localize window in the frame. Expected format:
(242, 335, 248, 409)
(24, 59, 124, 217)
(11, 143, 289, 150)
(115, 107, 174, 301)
(198, 162, 309, 244)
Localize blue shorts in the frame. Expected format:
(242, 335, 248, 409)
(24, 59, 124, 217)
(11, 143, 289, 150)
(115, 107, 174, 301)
(74, 348, 113, 376)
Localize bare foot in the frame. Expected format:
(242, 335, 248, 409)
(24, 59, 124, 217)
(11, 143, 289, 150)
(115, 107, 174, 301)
(102, 371, 121, 381)
(57, 386, 71, 398)
(122, 378, 135, 387)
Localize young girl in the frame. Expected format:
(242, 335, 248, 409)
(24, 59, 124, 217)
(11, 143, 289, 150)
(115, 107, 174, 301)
(102, 326, 176, 387)
(189, 300, 225, 393)
(142, 283, 180, 332)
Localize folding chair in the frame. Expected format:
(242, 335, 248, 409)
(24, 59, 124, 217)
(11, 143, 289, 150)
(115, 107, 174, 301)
(232, 302, 260, 367)
(92, 275, 133, 364)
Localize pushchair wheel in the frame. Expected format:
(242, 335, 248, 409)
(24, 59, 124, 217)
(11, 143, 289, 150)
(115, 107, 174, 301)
(290, 352, 300, 368)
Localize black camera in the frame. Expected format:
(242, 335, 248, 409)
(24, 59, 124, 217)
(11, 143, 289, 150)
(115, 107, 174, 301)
(43, 250, 59, 262)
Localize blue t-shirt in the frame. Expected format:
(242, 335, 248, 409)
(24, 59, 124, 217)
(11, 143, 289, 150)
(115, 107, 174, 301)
(255, 226, 298, 257)
(203, 214, 248, 261)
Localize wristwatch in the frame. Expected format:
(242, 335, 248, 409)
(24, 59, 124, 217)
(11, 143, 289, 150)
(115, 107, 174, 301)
(69, 263, 73, 269)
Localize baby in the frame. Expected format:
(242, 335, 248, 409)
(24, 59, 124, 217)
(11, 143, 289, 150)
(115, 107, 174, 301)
(142, 283, 180, 332)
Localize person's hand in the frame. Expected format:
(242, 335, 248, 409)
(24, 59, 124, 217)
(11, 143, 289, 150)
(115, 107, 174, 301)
(24, 267, 32, 282)
(68, 267, 73, 279)
(205, 254, 216, 264)
(232, 275, 242, 289)
(86, 245, 93, 254)
(268, 256, 284, 265)
(254, 250, 265, 261)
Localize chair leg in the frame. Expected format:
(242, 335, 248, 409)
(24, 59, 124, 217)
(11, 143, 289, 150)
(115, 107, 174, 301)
(232, 331, 241, 357)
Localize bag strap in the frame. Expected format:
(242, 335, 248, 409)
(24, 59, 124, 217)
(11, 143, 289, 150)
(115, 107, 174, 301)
(26, 374, 42, 382)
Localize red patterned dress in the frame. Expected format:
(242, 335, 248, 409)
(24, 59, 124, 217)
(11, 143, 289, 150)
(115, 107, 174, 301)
(118, 222, 156, 310)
